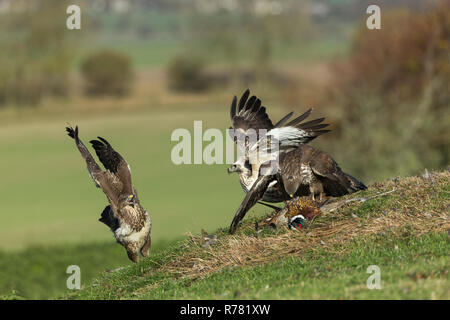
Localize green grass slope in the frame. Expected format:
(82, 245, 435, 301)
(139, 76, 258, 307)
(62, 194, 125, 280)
(0, 239, 178, 299)
(62, 170, 449, 300)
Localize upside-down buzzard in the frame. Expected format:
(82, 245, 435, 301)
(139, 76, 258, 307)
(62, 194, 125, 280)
(66, 126, 151, 262)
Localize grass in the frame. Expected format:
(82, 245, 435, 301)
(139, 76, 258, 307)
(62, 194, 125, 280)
(0, 239, 178, 299)
(171, 232, 448, 300)
(61, 170, 449, 300)
(0, 96, 285, 251)
(115, 233, 449, 299)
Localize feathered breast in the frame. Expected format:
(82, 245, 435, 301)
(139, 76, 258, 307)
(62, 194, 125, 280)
(119, 205, 148, 232)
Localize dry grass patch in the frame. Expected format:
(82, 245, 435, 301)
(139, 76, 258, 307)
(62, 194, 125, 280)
(154, 170, 449, 280)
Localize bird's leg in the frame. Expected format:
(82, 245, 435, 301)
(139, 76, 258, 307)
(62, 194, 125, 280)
(319, 192, 323, 202)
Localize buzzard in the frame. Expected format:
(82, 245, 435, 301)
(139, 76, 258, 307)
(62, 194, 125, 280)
(66, 126, 151, 262)
(227, 89, 330, 203)
(226, 90, 367, 234)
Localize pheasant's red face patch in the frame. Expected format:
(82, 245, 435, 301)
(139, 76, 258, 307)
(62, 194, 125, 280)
(289, 214, 306, 230)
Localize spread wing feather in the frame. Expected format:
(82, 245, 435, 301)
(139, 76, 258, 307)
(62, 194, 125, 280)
(273, 111, 294, 128)
(230, 90, 330, 153)
(230, 89, 274, 133)
(66, 126, 122, 208)
(89, 137, 124, 173)
(283, 109, 313, 127)
(66, 126, 102, 177)
(229, 172, 277, 234)
(89, 137, 133, 195)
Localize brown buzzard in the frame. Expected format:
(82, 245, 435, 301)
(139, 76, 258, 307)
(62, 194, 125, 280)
(226, 90, 367, 234)
(66, 126, 151, 262)
(227, 89, 330, 203)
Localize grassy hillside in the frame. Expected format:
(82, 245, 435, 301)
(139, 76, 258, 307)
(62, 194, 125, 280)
(0, 239, 180, 299)
(61, 170, 449, 300)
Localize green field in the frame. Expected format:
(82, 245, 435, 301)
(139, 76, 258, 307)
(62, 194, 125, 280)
(0, 103, 274, 251)
(0, 101, 258, 298)
(74, 37, 183, 69)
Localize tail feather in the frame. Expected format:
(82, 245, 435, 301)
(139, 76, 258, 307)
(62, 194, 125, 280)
(322, 171, 367, 197)
(323, 176, 349, 196)
(345, 173, 367, 192)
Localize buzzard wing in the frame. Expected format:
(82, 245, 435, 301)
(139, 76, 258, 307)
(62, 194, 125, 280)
(229, 169, 278, 234)
(66, 126, 121, 208)
(279, 148, 308, 197)
(66, 126, 102, 177)
(249, 114, 330, 156)
(310, 152, 367, 196)
(229, 89, 330, 159)
(230, 89, 274, 135)
(276, 115, 330, 146)
(89, 137, 134, 195)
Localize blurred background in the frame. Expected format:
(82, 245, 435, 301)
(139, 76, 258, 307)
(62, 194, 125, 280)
(0, 0, 448, 299)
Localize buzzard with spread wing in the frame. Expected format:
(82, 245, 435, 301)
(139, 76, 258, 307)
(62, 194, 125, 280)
(227, 90, 367, 234)
(66, 126, 151, 262)
(227, 89, 330, 203)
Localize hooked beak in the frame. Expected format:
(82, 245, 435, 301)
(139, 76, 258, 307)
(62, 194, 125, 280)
(127, 194, 136, 207)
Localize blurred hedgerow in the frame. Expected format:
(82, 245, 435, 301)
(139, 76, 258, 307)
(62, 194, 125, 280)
(0, 0, 73, 106)
(322, 2, 449, 182)
(167, 55, 211, 92)
(80, 50, 134, 96)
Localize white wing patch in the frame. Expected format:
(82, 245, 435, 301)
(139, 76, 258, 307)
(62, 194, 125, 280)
(248, 126, 311, 157)
(268, 180, 278, 188)
(87, 168, 100, 188)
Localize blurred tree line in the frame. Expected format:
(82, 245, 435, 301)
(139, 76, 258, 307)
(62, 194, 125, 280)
(81, 50, 133, 96)
(167, 0, 314, 91)
(0, 0, 136, 105)
(0, 0, 73, 106)
(321, 2, 449, 181)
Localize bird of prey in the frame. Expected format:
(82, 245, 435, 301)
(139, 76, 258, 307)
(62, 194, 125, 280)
(226, 90, 367, 234)
(66, 126, 151, 262)
(227, 89, 330, 203)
